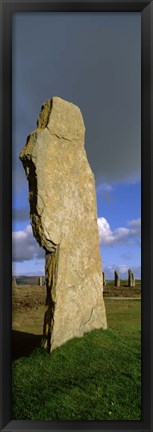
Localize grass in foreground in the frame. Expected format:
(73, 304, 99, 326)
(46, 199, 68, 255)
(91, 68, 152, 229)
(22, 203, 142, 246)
(12, 300, 141, 421)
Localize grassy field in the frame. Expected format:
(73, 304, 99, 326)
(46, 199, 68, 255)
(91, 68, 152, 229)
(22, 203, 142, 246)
(103, 279, 141, 297)
(12, 279, 141, 312)
(12, 298, 141, 421)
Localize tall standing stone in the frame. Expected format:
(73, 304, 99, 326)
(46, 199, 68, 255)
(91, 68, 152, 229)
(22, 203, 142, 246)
(128, 269, 133, 287)
(20, 97, 107, 352)
(114, 271, 120, 287)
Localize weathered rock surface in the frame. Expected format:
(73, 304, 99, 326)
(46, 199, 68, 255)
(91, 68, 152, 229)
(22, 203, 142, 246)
(20, 96, 107, 352)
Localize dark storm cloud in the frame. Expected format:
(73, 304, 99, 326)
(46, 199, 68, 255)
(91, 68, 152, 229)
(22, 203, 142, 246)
(12, 12, 141, 200)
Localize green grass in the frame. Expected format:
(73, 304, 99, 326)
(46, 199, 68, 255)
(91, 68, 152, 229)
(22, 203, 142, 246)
(12, 300, 141, 421)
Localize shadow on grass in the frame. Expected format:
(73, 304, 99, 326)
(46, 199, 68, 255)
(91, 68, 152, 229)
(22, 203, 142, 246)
(12, 330, 42, 360)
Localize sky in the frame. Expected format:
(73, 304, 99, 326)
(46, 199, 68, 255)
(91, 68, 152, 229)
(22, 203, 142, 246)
(12, 12, 141, 279)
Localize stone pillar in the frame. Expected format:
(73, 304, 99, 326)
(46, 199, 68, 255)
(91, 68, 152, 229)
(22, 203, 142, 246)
(132, 273, 135, 287)
(12, 277, 16, 287)
(128, 269, 133, 287)
(114, 271, 120, 287)
(39, 276, 43, 286)
(102, 272, 106, 286)
(20, 96, 107, 353)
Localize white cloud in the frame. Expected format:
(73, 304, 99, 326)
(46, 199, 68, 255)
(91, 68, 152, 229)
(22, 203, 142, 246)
(98, 217, 141, 246)
(128, 218, 141, 232)
(96, 183, 113, 194)
(13, 217, 141, 264)
(12, 217, 141, 280)
(12, 224, 45, 262)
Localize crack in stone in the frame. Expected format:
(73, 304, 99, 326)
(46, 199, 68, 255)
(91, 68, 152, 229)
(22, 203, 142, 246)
(37, 99, 52, 129)
(84, 307, 94, 327)
(46, 126, 72, 142)
(46, 125, 81, 142)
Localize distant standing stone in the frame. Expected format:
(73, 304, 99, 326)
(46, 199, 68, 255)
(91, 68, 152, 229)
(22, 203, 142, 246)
(132, 272, 135, 287)
(39, 276, 43, 286)
(128, 269, 133, 287)
(20, 96, 107, 352)
(12, 277, 16, 287)
(114, 271, 120, 287)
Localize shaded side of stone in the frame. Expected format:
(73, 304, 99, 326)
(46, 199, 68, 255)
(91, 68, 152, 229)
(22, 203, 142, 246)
(114, 271, 120, 287)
